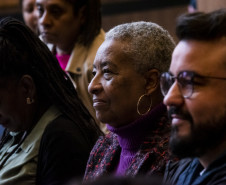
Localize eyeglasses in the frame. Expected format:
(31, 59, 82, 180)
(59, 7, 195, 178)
(160, 71, 226, 98)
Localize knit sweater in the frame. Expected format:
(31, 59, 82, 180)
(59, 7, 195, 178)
(107, 104, 164, 175)
(84, 103, 171, 181)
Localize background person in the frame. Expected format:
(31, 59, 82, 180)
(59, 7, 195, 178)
(188, 0, 197, 13)
(0, 17, 102, 185)
(36, 0, 106, 133)
(160, 9, 226, 185)
(19, 0, 39, 34)
(84, 21, 175, 181)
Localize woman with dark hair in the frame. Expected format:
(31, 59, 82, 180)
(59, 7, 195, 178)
(36, 0, 106, 133)
(0, 17, 102, 185)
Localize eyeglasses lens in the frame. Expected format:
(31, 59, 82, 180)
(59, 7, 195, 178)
(178, 72, 193, 98)
(160, 71, 194, 98)
(160, 72, 173, 96)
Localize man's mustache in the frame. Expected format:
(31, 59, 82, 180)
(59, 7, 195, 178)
(168, 106, 193, 122)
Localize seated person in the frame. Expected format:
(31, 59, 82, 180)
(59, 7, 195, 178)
(188, 0, 197, 13)
(83, 21, 175, 181)
(0, 17, 102, 185)
(20, 0, 39, 34)
(36, 0, 106, 133)
(161, 9, 226, 185)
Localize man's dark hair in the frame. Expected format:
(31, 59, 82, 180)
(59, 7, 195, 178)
(67, 0, 102, 47)
(176, 8, 226, 41)
(0, 17, 102, 146)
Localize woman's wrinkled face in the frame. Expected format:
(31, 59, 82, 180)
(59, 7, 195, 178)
(22, 0, 39, 33)
(88, 39, 146, 128)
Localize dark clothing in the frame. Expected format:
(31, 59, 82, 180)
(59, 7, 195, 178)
(0, 106, 97, 185)
(0, 125, 4, 140)
(36, 115, 94, 185)
(163, 151, 226, 185)
(84, 103, 171, 181)
(190, 0, 197, 9)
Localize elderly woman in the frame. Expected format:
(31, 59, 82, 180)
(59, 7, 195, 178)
(84, 21, 175, 181)
(0, 17, 101, 185)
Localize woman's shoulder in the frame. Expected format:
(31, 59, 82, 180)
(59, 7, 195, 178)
(42, 115, 91, 147)
(45, 115, 81, 132)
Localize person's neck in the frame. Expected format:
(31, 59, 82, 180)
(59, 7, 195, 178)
(199, 139, 226, 169)
(107, 103, 166, 151)
(56, 44, 74, 55)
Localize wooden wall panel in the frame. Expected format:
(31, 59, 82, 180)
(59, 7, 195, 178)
(0, 0, 18, 7)
(197, 0, 226, 12)
(0, 0, 188, 42)
(102, 5, 188, 42)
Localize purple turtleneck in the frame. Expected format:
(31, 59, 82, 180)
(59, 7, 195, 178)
(107, 103, 166, 176)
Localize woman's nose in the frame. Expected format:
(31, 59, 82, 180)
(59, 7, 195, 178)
(88, 75, 102, 95)
(39, 11, 51, 27)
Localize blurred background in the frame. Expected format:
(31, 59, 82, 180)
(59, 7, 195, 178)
(0, 0, 189, 42)
(0, 0, 225, 42)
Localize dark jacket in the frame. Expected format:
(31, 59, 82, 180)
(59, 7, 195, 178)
(84, 104, 171, 181)
(163, 152, 226, 185)
(36, 115, 95, 185)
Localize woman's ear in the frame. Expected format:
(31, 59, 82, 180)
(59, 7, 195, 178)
(144, 69, 160, 95)
(18, 75, 36, 102)
(78, 5, 86, 25)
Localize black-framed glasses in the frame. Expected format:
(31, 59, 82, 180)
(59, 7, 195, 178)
(160, 71, 226, 98)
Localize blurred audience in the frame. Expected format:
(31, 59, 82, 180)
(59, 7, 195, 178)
(84, 21, 175, 181)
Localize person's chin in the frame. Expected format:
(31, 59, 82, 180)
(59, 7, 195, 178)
(95, 111, 108, 124)
(170, 129, 196, 158)
(171, 118, 191, 137)
(40, 33, 56, 43)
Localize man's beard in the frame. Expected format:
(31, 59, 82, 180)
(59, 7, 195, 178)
(168, 106, 226, 159)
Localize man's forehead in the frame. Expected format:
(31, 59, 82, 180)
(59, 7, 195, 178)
(170, 40, 226, 75)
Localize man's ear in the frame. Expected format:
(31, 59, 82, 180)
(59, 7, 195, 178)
(18, 75, 36, 101)
(144, 69, 160, 95)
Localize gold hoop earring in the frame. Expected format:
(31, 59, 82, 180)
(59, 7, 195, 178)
(137, 94, 152, 116)
(26, 97, 35, 104)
